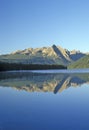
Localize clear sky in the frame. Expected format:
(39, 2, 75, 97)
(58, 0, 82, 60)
(0, 0, 89, 54)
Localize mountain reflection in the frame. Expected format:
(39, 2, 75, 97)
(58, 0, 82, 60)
(0, 71, 89, 94)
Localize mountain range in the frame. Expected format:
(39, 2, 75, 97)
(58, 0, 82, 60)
(0, 44, 87, 68)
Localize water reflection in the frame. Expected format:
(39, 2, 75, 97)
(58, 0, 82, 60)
(0, 71, 89, 130)
(0, 71, 89, 94)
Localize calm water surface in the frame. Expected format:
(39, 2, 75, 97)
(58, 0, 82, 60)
(0, 70, 89, 130)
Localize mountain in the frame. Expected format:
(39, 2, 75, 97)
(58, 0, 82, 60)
(0, 45, 86, 65)
(68, 55, 89, 69)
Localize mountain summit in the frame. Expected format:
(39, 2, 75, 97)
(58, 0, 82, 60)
(0, 45, 86, 65)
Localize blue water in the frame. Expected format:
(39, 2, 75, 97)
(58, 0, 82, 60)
(6, 68, 89, 73)
(0, 71, 89, 130)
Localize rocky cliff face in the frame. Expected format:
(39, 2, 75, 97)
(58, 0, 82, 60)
(11, 44, 86, 61)
(0, 45, 86, 65)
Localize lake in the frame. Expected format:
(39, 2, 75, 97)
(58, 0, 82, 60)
(0, 70, 89, 130)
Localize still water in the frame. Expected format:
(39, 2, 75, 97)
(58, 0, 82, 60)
(0, 70, 89, 130)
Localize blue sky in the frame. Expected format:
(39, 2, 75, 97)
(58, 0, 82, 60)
(0, 0, 89, 54)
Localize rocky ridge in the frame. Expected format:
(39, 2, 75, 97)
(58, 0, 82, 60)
(0, 44, 86, 65)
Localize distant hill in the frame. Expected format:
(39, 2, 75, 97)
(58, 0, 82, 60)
(0, 44, 86, 65)
(68, 55, 89, 69)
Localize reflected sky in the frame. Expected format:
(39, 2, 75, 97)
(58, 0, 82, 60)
(0, 71, 89, 130)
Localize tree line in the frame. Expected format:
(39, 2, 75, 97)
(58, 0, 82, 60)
(0, 62, 67, 71)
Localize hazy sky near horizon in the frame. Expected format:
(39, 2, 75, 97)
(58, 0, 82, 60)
(0, 0, 89, 54)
